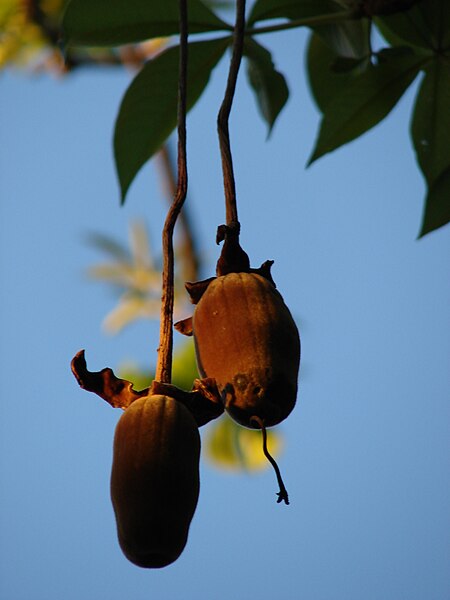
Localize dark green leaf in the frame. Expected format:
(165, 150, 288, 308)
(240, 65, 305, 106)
(308, 53, 423, 164)
(411, 58, 450, 185)
(244, 38, 289, 135)
(331, 56, 368, 72)
(375, 46, 416, 62)
(376, 0, 450, 51)
(63, 0, 232, 48)
(306, 32, 362, 113)
(114, 38, 230, 203)
(314, 17, 371, 59)
(419, 166, 450, 237)
(248, 0, 347, 26)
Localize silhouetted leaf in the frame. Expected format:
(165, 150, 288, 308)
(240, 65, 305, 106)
(248, 0, 346, 25)
(331, 56, 367, 72)
(63, 0, 232, 48)
(114, 37, 230, 203)
(306, 32, 365, 113)
(315, 16, 371, 59)
(244, 38, 289, 135)
(419, 167, 450, 237)
(377, 0, 450, 51)
(375, 46, 416, 62)
(308, 53, 424, 164)
(411, 59, 450, 185)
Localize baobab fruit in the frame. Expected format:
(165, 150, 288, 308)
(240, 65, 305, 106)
(110, 395, 200, 568)
(191, 272, 300, 428)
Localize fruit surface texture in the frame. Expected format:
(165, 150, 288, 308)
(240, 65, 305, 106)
(110, 395, 200, 568)
(192, 272, 300, 428)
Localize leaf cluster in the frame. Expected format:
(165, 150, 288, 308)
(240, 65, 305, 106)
(59, 0, 450, 236)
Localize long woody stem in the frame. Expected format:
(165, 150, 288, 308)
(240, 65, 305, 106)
(155, 0, 188, 384)
(156, 145, 200, 283)
(217, 0, 246, 226)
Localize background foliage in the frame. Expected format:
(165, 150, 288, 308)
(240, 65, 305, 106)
(2, 0, 449, 235)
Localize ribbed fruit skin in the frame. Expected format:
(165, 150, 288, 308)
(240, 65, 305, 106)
(110, 395, 200, 568)
(193, 273, 300, 428)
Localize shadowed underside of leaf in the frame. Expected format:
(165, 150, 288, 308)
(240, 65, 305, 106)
(63, 0, 232, 48)
(114, 37, 230, 203)
(419, 167, 450, 237)
(308, 53, 424, 164)
(411, 58, 450, 186)
(377, 0, 450, 51)
(313, 15, 371, 60)
(244, 37, 289, 135)
(306, 32, 361, 113)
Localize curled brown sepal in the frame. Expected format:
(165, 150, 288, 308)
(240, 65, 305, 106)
(150, 378, 224, 427)
(71, 350, 148, 410)
(250, 260, 276, 287)
(184, 278, 216, 305)
(174, 316, 193, 336)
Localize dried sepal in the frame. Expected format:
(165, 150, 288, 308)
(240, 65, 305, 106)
(71, 349, 224, 426)
(71, 349, 147, 409)
(150, 378, 224, 426)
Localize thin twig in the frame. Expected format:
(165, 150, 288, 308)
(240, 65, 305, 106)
(217, 0, 247, 226)
(155, 0, 189, 384)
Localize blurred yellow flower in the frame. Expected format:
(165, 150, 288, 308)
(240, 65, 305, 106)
(204, 415, 283, 472)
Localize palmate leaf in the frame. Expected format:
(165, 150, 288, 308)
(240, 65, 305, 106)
(377, 0, 450, 51)
(308, 52, 424, 164)
(244, 37, 289, 135)
(63, 0, 232, 48)
(114, 37, 230, 203)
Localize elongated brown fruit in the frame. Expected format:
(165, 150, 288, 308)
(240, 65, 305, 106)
(193, 273, 300, 428)
(110, 395, 200, 568)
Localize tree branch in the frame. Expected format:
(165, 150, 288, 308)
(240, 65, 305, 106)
(155, 0, 189, 384)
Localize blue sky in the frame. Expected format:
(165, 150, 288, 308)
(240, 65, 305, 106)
(1, 26, 449, 600)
